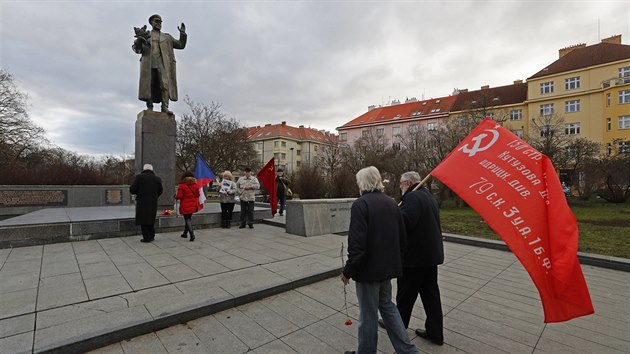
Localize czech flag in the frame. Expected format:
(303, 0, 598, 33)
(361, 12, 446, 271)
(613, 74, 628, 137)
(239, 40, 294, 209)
(194, 154, 216, 210)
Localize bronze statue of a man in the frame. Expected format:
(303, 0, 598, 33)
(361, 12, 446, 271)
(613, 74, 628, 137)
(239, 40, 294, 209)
(132, 14, 187, 115)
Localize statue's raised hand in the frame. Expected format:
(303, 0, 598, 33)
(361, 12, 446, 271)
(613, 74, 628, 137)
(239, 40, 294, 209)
(178, 23, 186, 34)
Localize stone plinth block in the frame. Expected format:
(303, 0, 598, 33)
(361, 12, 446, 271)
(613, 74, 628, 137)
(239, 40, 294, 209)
(135, 110, 176, 208)
(285, 198, 355, 237)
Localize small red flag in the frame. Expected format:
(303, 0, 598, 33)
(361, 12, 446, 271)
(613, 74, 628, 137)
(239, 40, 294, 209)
(257, 158, 278, 216)
(431, 118, 594, 323)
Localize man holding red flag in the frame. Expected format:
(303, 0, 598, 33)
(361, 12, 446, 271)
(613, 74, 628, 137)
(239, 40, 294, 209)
(430, 118, 594, 323)
(257, 158, 278, 217)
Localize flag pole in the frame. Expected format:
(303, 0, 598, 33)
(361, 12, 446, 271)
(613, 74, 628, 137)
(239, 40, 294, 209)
(398, 173, 432, 206)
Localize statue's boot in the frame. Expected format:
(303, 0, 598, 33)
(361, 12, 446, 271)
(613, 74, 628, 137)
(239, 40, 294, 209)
(161, 90, 173, 115)
(146, 101, 154, 111)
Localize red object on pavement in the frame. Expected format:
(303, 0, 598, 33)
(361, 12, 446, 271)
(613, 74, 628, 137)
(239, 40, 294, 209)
(345, 319, 353, 326)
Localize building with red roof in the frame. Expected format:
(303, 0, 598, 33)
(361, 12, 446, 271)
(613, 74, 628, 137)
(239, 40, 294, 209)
(247, 121, 336, 173)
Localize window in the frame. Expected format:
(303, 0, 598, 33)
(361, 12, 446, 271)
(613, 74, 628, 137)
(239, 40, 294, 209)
(513, 129, 524, 138)
(540, 103, 554, 116)
(607, 118, 612, 131)
(509, 109, 523, 121)
(565, 76, 580, 90)
(620, 66, 630, 83)
(281, 141, 286, 147)
(376, 128, 384, 136)
(392, 143, 401, 150)
(565, 146, 578, 159)
(281, 153, 286, 159)
(540, 125, 554, 137)
(607, 143, 612, 156)
(427, 122, 437, 131)
(620, 116, 630, 129)
(540, 81, 554, 94)
(362, 130, 369, 138)
(565, 122, 581, 135)
(409, 124, 418, 133)
(274, 153, 280, 159)
(296, 161, 301, 167)
(256, 142, 263, 150)
(313, 145, 318, 152)
(392, 126, 400, 135)
(619, 90, 630, 104)
(565, 100, 580, 113)
(340, 133, 347, 141)
(296, 150, 301, 156)
(607, 93, 611, 107)
(619, 141, 630, 154)
(273, 141, 279, 148)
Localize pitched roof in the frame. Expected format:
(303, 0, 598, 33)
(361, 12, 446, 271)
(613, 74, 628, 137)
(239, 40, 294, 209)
(529, 42, 630, 79)
(337, 95, 457, 129)
(451, 82, 528, 111)
(247, 122, 336, 143)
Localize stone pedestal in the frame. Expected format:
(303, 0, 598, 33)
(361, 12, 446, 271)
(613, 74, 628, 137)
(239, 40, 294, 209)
(286, 198, 355, 236)
(135, 110, 176, 208)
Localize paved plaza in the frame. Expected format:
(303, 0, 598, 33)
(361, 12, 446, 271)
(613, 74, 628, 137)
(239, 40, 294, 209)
(1, 222, 629, 353)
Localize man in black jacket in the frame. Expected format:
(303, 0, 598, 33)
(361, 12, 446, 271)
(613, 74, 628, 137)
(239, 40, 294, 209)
(341, 166, 419, 354)
(130, 164, 163, 242)
(397, 171, 444, 345)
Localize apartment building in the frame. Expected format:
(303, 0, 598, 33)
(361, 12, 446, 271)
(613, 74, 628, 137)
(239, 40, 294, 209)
(336, 96, 457, 149)
(526, 35, 630, 154)
(247, 121, 336, 173)
(449, 82, 529, 137)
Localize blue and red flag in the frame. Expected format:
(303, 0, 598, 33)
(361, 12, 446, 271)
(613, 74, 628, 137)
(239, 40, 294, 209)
(194, 154, 216, 210)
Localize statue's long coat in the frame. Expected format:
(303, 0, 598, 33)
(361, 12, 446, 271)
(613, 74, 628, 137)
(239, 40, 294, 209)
(135, 31, 187, 103)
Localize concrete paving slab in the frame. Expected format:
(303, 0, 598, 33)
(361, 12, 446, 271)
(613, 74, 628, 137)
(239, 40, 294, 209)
(0, 331, 32, 354)
(117, 262, 169, 291)
(249, 339, 298, 354)
(0, 259, 41, 276)
(79, 261, 120, 279)
(0, 288, 37, 319)
(237, 301, 300, 338)
(36, 296, 128, 330)
(280, 329, 339, 354)
(0, 270, 39, 294)
(214, 307, 276, 349)
(0, 313, 34, 339)
(120, 332, 168, 354)
(155, 263, 202, 282)
(141, 252, 181, 268)
(188, 314, 250, 353)
(36, 272, 88, 311)
(84, 274, 133, 300)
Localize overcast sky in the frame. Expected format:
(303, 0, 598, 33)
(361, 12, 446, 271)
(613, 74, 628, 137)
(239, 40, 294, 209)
(1, 0, 628, 156)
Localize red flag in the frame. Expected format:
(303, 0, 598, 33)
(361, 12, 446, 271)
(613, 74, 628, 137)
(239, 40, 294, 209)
(431, 118, 593, 323)
(257, 158, 278, 216)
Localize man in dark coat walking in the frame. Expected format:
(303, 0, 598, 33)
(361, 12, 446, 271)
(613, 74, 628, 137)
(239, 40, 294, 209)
(130, 164, 163, 242)
(396, 171, 445, 345)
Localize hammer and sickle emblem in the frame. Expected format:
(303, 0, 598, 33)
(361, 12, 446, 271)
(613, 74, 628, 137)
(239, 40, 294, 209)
(459, 129, 500, 157)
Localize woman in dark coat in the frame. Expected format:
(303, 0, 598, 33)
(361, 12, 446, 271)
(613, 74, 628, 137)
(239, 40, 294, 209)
(174, 171, 200, 241)
(130, 164, 163, 242)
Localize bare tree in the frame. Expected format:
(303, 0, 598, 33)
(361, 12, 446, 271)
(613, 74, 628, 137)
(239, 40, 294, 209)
(527, 112, 573, 165)
(562, 137, 601, 198)
(176, 97, 257, 174)
(0, 69, 47, 168)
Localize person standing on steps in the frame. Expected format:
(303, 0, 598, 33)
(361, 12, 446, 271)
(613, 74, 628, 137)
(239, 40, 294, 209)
(236, 167, 260, 229)
(130, 164, 163, 243)
(218, 170, 238, 228)
(174, 171, 200, 241)
(275, 168, 290, 216)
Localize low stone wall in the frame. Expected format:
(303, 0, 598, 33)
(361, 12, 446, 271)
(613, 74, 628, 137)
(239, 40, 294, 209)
(0, 185, 132, 216)
(286, 198, 355, 237)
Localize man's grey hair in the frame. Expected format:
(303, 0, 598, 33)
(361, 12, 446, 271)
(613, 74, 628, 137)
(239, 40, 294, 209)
(356, 166, 385, 194)
(401, 171, 421, 184)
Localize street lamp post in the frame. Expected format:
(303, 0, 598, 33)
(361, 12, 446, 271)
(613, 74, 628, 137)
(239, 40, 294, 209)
(290, 147, 294, 173)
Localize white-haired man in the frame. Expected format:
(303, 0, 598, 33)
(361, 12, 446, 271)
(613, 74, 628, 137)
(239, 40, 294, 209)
(341, 166, 419, 354)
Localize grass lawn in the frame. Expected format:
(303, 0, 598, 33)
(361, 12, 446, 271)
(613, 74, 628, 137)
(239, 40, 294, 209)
(439, 198, 630, 259)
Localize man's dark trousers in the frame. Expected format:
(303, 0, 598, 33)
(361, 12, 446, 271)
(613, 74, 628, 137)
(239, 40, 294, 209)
(240, 201, 254, 226)
(396, 266, 443, 341)
(140, 225, 155, 241)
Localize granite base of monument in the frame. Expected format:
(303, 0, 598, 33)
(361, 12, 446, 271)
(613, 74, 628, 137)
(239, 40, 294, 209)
(135, 110, 176, 208)
(285, 198, 355, 237)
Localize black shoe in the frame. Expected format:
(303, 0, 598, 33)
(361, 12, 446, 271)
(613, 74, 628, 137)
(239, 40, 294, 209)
(180, 234, 187, 238)
(239, 225, 245, 229)
(415, 328, 444, 345)
(248, 225, 254, 229)
(140, 239, 151, 243)
(344, 351, 356, 354)
(190, 235, 195, 242)
(378, 318, 385, 329)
